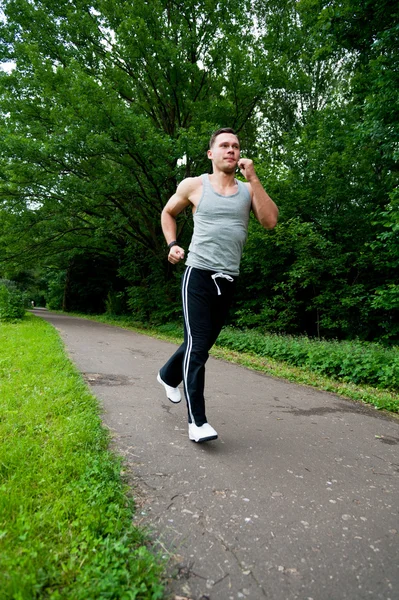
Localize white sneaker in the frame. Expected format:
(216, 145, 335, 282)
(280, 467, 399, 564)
(157, 372, 181, 404)
(189, 422, 218, 443)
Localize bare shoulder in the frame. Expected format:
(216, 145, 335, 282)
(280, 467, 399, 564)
(177, 176, 202, 199)
(163, 176, 203, 216)
(175, 176, 203, 209)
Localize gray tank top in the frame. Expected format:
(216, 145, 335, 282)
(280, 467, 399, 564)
(185, 174, 252, 276)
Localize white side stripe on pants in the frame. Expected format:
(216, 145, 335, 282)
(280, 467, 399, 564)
(182, 267, 195, 424)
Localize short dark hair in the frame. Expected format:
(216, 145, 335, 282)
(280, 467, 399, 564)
(209, 128, 238, 148)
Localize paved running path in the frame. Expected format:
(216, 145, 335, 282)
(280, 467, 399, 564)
(33, 309, 399, 600)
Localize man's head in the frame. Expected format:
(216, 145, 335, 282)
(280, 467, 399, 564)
(209, 128, 238, 149)
(208, 128, 240, 174)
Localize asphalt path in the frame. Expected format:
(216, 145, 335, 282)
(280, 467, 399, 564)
(32, 309, 399, 600)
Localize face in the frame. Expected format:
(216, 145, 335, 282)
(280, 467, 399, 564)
(208, 133, 240, 173)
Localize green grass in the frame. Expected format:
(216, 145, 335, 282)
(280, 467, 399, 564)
(60, 313, 399, 415)
(0, 314, 164, 599)
(6, 312, 395, 599)
(215, 327, 399, 391)
(210, 345, 399, 414)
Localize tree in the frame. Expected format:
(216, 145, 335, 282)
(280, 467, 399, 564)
(1, 0, 398, 341)
(235, 0, 399, 341)
(0, 0, 273, 317)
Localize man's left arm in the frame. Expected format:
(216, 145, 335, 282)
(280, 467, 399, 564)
(238, 158, 278, 230)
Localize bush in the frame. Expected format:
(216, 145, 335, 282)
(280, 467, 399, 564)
(216, 327, 399, 392)
(0, 279, 26, 321)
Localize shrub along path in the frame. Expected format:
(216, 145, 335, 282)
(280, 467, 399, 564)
(33, 309, 399, 600)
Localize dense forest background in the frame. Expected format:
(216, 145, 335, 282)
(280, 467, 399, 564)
(0, 0, 398, 343)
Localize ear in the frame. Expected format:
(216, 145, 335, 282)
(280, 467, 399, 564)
(207, 149, 213, 160)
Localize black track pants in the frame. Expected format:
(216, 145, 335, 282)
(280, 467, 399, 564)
(159, 266, 236, 426)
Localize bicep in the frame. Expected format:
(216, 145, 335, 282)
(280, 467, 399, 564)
(163, 179, 195, 217)
(163, 193, 190, 218)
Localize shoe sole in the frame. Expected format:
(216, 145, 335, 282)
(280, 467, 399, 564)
(157, 373, 181, 404)
(189, 434, 218, 443)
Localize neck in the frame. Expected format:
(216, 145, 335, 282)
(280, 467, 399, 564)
(209, 169, 236, 189)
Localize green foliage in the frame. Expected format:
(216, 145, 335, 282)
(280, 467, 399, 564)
(62, 253, 122, 314)
(216, 327, 399, 394)
(0, 279, 26, 321)
(120, 242, 184, 323)
(234, 216, 378, 340)
(105, 290, 127, 316)
(0, 315, 164, 598)
(0, 0, 398, 342)
(45, 269, 66, 310)
(0, 0, 262, 267)
(368, 189, 399, 342)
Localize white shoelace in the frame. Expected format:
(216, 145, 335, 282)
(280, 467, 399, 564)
(211, 272, 234, 295)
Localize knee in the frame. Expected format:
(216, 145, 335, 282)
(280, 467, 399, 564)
(187, 346, 209, 363)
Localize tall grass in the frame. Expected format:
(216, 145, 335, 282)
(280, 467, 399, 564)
(212, 329, 399, 413)
(216, 328, 399, 392)
(0, 315, 164, 599)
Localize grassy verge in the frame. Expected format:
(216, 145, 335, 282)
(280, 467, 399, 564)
(0, 314, 164, 599)
(210, 346, 399, 414)
(216, 327, 399, 391)
(58, 313, 399, 415)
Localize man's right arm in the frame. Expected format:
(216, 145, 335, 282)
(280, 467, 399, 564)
(161, 178, 196, 264)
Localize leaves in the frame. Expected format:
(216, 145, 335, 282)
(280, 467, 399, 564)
(0, 0, 398, 342)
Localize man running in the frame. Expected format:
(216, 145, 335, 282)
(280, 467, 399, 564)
(157, 128, 278, 442)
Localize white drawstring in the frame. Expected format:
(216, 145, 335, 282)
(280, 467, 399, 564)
(211, 272, 234, 295)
